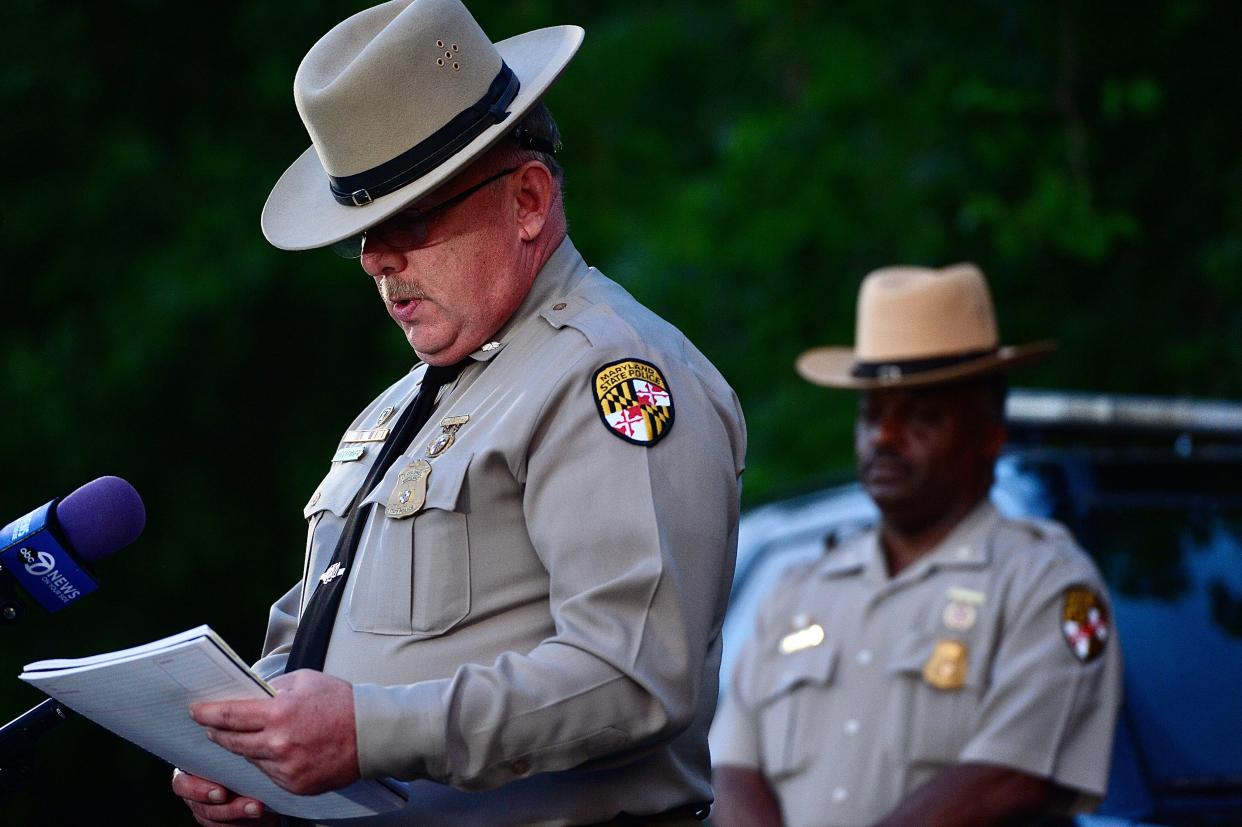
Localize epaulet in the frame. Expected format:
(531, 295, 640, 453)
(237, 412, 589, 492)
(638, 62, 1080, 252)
(823, 520, 874, 557)
(539, 293, 596, 334)
(1008, 514, 1074, 544)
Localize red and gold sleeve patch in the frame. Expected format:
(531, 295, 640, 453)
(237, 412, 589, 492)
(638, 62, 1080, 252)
(1061, 585, 1110, 663)
(592, 358, 675, 446)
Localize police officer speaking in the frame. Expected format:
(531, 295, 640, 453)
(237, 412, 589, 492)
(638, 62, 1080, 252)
(170, 1, 746, 824)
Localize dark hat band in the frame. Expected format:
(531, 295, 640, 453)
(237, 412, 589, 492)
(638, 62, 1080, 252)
(328, 62, 520, 207)
(851, 347, 999, 382)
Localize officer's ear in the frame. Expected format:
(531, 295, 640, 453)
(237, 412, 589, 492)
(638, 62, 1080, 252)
(513, 160, 556, 242)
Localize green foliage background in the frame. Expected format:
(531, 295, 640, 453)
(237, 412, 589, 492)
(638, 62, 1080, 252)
(1, 0, 1239, 819)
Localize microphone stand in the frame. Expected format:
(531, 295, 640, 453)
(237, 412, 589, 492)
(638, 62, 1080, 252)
(0, 562, 75, 795)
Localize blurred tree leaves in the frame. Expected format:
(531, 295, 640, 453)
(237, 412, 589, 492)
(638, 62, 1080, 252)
(1, 0, 1240, 818)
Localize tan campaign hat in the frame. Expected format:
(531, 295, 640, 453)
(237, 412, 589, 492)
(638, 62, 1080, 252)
(261, 0, 584, 251)
(796, 263, 1055, 389)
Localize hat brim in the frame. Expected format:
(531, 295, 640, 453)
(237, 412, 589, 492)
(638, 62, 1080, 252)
(795, 341, 1057, 389)
(261, 24, 584, 251)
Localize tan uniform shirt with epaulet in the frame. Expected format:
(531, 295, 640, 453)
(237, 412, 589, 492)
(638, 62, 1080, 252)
(710, 501, 1123, 827)
(254, 238, 747, 826)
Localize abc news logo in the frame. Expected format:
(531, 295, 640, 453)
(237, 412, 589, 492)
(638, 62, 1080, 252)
(19, 547, 55, 576)
(19, 547, 81, 602)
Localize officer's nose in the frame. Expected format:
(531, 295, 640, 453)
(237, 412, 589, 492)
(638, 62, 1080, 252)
(869, 411, 905, 450)
(360, 239, 406, 279)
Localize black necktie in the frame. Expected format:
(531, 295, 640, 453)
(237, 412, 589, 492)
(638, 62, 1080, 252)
(284, 359, 470, 673)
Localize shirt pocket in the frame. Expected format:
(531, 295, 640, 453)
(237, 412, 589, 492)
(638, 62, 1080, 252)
(752, 640, 839, 780)
(346, 452, 473, 638)
(885, 629, 983, 765)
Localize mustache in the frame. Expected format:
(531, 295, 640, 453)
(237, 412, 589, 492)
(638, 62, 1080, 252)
(378, 279, 426, 304)
(859, 449, 912, 477)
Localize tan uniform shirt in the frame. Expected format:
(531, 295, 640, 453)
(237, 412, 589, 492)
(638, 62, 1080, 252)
(710, 501, 1123, 827)
(254, 238, 747, 826)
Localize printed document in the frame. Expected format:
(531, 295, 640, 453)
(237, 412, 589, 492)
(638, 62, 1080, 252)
(20, 625, 407, 819)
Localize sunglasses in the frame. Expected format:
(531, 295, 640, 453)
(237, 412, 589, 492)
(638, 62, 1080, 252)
(331, 166, 518, 259)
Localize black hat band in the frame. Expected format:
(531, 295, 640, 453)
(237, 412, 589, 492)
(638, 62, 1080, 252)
(329, 62, 520, 207)
(851, 347, 999, 381)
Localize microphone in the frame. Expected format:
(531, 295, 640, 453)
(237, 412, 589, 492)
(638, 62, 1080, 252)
(0, 477, 145, 617)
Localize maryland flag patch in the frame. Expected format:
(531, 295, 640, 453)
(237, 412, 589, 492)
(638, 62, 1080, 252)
(1061, 586, 1110, 663)
(593, 358, 675, 446)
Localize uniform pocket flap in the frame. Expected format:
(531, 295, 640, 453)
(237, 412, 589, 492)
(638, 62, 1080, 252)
(422, 452, 472, 512)
(887, 630, 940, 675)
(360, 452, 473, 514)
(754, 639, 838, 705)
(303, 464, 366, 519)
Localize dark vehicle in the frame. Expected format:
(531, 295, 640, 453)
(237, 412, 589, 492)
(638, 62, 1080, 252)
(722, 390, 1242, 826)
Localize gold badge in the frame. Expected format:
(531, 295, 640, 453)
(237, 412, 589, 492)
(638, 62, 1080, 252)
(385, 459, 432, 518)
(592, 359, 675, 446)
(1061, 586, 1110, 662)
(375, 405, 396, 426)
(923, 639, 969, 690)
(426, 415, 470, 458)
(332, 445, 366, 463)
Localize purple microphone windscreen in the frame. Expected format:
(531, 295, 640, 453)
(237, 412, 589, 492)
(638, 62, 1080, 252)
(56, 476, 146, 563)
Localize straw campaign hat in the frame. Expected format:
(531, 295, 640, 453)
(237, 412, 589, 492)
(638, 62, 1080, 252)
(261, 0, 583, 250)
(796, 264, 1055, 389)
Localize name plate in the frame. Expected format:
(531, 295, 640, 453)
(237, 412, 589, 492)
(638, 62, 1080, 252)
(342, 428, 390, 444)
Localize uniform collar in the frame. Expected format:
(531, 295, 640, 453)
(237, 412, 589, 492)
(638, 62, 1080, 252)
(467, 236, 590, 362)
(817, 499, 999, 583)
(920, 499, 998, 569)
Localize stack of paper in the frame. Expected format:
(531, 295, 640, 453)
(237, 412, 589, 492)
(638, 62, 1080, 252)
(20, 625, 406, 820)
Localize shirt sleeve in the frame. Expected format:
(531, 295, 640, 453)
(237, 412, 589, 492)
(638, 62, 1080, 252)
(959, 551, 1123, 796)
(352, 346, 746, 788)
(251, 581, 300, 681)
(709, 633, 766, 771)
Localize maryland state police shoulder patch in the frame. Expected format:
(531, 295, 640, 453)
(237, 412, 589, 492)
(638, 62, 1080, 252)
(1061, 585, 1110, 663)
(593, 358, 675, 446)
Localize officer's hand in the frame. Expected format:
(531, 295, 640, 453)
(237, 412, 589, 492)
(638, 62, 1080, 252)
(171, 768, 276, 825)
(190, 669, 360, 796)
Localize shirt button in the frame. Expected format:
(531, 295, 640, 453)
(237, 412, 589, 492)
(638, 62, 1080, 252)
(843, 718, 860, 735)
(552, 302, 567, 311)
(856, 649, 872, 666)
(509, 759, 530, 776)
(956, 545, 972, 559)
(832, 787, 848, 803)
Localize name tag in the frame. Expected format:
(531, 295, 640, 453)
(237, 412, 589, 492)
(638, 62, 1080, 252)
(779, 623, 825, 655)
(332, 445, 366, 463)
